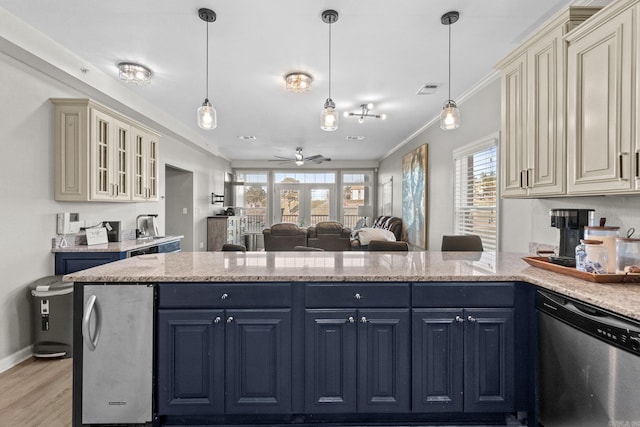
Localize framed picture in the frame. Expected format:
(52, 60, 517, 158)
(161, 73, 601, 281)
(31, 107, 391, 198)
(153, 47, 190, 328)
(402, 144, 428, 249)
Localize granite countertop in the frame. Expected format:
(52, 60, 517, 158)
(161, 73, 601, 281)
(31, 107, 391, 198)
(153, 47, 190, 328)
(63, 251, 640, 321)
(51, 235, 183, 253)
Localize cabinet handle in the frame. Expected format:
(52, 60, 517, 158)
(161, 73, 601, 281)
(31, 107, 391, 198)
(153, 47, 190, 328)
(226, 316, 234, 323)
(354, 293, 361, 300)
(467, 315, 477, 322)
(635, 151, 639, 179)
(214, 316, 221, 324)
(454, 315, 465, 323)
(360, 316, 367, 323)
(220, 293, 228, 300)
(110, 183, 115, 196)
(619, 152, 629, 181)
(347, 316, 355, 323)
(519, 170, 524, 189)
(527, 168, 532, 188)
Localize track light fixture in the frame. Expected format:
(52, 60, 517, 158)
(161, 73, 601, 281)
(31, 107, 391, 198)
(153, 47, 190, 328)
(320, 9, 339, 131)
(197, 8, 217, 130)
(440, 11, 460, 130)
(344, 103, 387, 123)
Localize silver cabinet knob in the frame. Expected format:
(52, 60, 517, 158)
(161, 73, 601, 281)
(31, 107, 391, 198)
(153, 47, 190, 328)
(226, 316, 234, 323)
(467, 316, 477, 322)
(354, 293, 361, 300)
(214, 316, 221, 324)
(220, 293, 229, 300)
(360, 316, 367, 323)
(347, 316, 355, 323)
(455, 315, 465, 323)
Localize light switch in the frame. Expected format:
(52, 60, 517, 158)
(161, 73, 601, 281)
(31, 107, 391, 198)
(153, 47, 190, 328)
(182, 208, 188, 215)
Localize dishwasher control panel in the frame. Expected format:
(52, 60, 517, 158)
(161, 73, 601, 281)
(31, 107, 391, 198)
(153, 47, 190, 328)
(537, 290, 640, 356)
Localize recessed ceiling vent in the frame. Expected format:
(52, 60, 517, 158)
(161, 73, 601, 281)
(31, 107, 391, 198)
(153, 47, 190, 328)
(416, 84, 439, 95)
(346, 136, 365, 141)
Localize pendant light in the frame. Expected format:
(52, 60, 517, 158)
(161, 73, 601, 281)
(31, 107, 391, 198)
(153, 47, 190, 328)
(440, 11, 460, 130)
(197, 8, 217, 130)
(320, 10, 339, 131)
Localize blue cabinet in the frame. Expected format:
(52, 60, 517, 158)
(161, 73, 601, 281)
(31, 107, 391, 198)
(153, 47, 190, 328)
(54, 252, 126, 275)
(156, 283, 292, 417)
(304, 283, 411, 414)
(412, 283, 516, 414)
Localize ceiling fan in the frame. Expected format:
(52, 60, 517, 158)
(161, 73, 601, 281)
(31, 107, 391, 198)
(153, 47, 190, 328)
(269, 147, 331, 166)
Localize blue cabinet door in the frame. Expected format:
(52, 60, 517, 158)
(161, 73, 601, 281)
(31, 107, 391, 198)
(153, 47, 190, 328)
(55, 252, 125, 274)
(357, 309, 411, 413)
(464, 308, 515, 413)
(156, 309, 224, 415)
(412, 308, 464, 413)
(225, 309, 292, 414)
(305, 309, 357, 413)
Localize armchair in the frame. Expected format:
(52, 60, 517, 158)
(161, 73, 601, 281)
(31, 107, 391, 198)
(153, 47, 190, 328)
(262, 223, 307, 251)
(307, 221, 352, 251)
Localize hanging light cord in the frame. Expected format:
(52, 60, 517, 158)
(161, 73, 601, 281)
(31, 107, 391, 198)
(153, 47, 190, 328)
(328, 19, 332, 99)
(205, 21, 209, 99)
(447, 17, 452, 102)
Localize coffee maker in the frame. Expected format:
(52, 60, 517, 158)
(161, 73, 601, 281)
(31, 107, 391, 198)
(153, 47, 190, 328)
(549, 209, 594, 266)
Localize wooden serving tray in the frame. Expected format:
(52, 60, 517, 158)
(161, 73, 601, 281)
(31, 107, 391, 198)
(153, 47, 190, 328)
(522, 256, 640, 283)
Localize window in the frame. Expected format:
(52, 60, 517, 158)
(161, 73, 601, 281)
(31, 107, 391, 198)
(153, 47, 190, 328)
(235, 172, 268, 232)
(452, 135, 498, 251)
(342, 172, 373, 228)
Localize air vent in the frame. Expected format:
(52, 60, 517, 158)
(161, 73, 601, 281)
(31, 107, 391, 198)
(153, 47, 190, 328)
(416, 84, 438, 95)
(237, 136, 256, 140)
(346, 136, 365, 141)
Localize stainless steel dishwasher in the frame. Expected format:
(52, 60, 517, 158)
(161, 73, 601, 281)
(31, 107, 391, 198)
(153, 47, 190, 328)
(537, 290, 640, 426)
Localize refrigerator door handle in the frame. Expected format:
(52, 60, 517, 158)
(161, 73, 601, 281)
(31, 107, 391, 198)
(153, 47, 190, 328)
(82, 294, 101, 351)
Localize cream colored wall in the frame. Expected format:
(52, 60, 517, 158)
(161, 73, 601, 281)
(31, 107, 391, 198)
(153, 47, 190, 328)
(0, 51, 230, 368)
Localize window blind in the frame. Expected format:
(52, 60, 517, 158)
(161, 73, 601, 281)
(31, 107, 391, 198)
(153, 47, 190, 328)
(453, 138, 498, 251)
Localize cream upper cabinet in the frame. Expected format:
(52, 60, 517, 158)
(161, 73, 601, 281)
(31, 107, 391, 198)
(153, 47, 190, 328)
(89, 109, 131, 201)
(131, 127, 160, 202)
(497, 7, 600, 198)
(52, 98, 160, 202)
(566, 1, 637, 195)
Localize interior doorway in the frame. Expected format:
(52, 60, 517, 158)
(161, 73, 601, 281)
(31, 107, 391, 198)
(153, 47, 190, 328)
(165, 165, 194, 251)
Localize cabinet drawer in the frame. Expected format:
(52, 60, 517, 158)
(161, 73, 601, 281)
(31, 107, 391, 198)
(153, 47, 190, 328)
(412, 282, 514, 307)
(305, 283, 410, 308)
(158, 282, 291, 308)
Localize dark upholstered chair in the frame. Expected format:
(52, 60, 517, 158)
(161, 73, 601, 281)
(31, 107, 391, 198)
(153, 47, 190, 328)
(262, 223, 307, 251)
(351, 216, 405, 249)
(221, 243, 246, 252)
(307, 221, 351, 251)
(441, 235, 484, 251)
(368, 240, 409, 251)
(294, 245, 325, 251)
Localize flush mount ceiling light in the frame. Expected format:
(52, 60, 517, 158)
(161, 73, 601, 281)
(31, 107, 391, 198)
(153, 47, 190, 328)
(344, 103, 387, 124)
(440, 11, 460, 130)
(117, 62, 152, 85)
(320, 9, 339, 131)
(285, 72, 313, 93)
(196, 8, 217, 130)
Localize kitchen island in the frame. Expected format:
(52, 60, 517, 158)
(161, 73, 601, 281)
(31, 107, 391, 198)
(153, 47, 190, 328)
(65, 251, 640, 427)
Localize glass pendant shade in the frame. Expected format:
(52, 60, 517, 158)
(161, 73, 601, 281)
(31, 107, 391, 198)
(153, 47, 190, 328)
(321, 98, 339, 131)
(197, 99, 217, 129)
(440, 100, 460, 130)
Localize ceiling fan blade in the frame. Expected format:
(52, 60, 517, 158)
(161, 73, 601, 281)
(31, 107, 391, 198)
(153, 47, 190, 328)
(304, 154, 323, 161)
(269, 158, 293, 162)
(311, 158, 331, 164)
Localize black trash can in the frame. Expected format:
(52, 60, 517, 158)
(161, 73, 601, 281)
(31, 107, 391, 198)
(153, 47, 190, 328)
(29, 276, 73, 358)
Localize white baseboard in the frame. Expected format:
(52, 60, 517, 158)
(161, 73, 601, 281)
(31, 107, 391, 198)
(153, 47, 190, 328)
(0, 345, 33, 374)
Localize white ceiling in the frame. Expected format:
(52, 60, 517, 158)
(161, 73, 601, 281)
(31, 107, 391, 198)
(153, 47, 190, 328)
(0, 0, 610, 162)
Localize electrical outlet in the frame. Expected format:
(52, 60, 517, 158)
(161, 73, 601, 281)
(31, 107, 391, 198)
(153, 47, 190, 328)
(182, 207, 188, 215)
(199, 241, 204, 249)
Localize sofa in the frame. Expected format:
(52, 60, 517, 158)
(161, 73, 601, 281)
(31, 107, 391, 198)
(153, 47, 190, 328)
(351, 216, 405, 249)
(306, 221, 352, 251)
(262, 223, 307, 251)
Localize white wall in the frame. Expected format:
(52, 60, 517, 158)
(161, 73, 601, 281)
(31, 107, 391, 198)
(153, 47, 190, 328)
(0, 51, 230, 367)
(378, 76, 640, 253)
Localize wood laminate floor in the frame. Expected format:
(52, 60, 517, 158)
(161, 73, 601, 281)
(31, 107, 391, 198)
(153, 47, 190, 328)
(0, 357, 72, 427)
